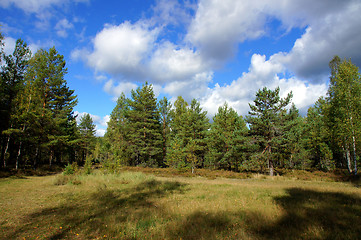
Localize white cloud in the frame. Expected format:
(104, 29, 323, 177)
(86, 21, 159, 77)
(3, 37, 40, 56)
(103, 79, 138, 101)
(275, 1, 361, 81)
(0, 0, 89, 13)
(151, 0, 196, 27)
(0, 0, 63, 13)
(186, 0, 361, 80)
(3, 37, 16, 56)
(149, 41, 207, 83)
(73, 0, 360, 119)
(200, 54, 328, 118)
(55, 18, 74, 38)
(187, 0, 267, 61)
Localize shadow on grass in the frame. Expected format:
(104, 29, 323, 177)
(3, 181, 361, 239)
(168, 188, 361, 240)
(252, 188, 361, 240)
(4, 179, 186, 239)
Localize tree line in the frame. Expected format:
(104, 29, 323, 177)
(1, 33, 360, 176)
(0, 34, 95, 170)
(100, 55, 360, 176)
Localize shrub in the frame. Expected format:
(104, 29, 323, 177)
(63, 162, 78, 175)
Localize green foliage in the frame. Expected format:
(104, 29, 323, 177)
(166, 97, 209, 171)
(246, 87, 293, 176)
(326, 56, 361, 174)
(206, 103, 250, 171)
(63, 162, 78, 175)
(126, 82, 163, 166)
(83, 154, 93, 175)
(78, 113, 96, 162)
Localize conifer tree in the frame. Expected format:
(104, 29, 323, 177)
(206, 103, 249, 171)
(126, 83, 162, 166)
(24, 47, 77, 166)
(304, 98, 334, 170)
(1, 39, 31, 168)
(158, 97, 172, 164)
(167, 97, 209, 171)
(246, 87, 292, 176)
(78, 113, 96, 161)
(104, 93, 130, 166)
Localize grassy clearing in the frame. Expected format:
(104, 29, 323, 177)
(0, 170, 361, 239)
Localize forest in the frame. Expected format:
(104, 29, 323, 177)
(1, 33, 361, 176)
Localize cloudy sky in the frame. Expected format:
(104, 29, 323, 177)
(1, 0, 361, 136)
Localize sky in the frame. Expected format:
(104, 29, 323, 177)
(1, 0, 361, 136)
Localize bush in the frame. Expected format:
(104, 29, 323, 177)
(63, 162, 78, 175)
(83, 155, 93, 175)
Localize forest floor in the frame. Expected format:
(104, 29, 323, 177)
(1, 168, 361, 239)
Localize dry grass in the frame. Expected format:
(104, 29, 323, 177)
(1, 169, 361, 239)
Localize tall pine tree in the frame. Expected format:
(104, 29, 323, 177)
(126, 83, 162, 166)
(246, 87, 292, 176)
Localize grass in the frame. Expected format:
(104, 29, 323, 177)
(0, 169, 361, 239)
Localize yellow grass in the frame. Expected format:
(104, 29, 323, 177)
(0, 170, 360, 239)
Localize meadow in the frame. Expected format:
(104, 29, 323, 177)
(1, 168, 361, 240)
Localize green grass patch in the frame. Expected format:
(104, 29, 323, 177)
(1, 169, 361, 239)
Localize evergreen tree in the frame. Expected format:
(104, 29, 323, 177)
(281, 104, 309, 169)
(158, 97, 172, 164)
(304, 98, 334, 170)
(1, 39, 31, 168)
(78, 113, 96, 161)
(104, 93, 130, 166)
(246, 87, 292, 176)
(167, 97, 209, 171)
(206, 103, 249, 171)
(126, 83, 162, 166)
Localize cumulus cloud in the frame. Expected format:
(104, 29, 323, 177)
(186, 0, 267, 62)
(86, 21, 159, 78)
(103, 79, 138, 100)
(275, 1, 361, 81)
(73, 0, 360, 119)
(200, 54, 328, 118)
(187, 0, 361, 80)
(148, 41, 207, 83)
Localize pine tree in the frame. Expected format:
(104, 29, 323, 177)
(304, 98, 334, 170)
(78, 113, 96, 161)
(126, 83, 162, 166)
(158, 97, 172, 164)
(104, 93, 130, 166)
(1, 39, 31, 168)
(206, 103, 249, 171)
(167, 97, 209, 171)
(24, 47, 78, 167)
(246, 87, 292, 176)
(281, 104, 310, 169)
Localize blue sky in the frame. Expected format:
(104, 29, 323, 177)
(2, 0, 361, 136)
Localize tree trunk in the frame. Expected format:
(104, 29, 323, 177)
(268, 145, 274, 176)
(343, 145, 352, 174)
(349, 115, 358, 175)
(49, 150, 53, 167)
(3, 135, 10, 168)
(33, 147, 39, 169)
(16, 141, 23, 170)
